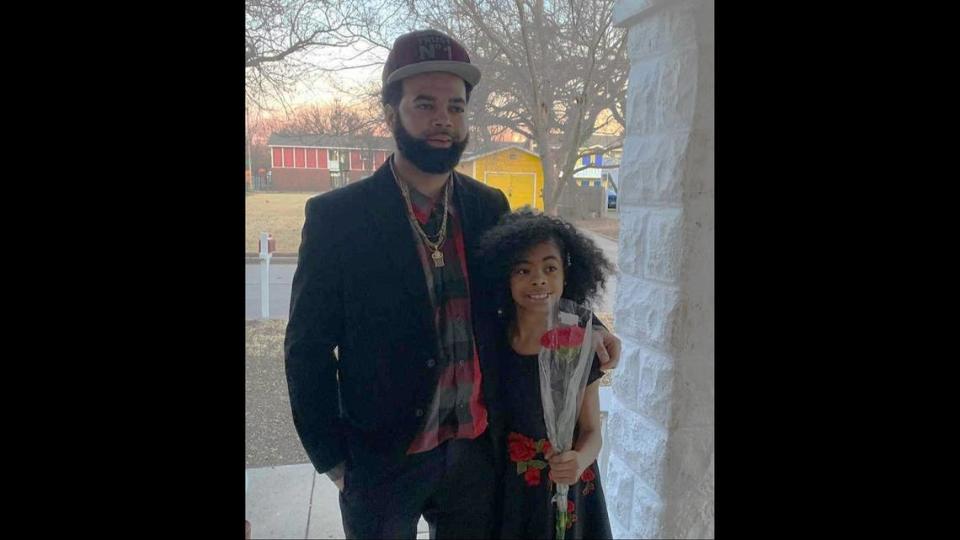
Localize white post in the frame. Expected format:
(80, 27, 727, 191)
(259, 232, 271, 319)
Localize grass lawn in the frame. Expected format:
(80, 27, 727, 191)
(245, 192, 315, 255)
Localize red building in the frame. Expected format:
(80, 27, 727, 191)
(267, 134, 396, 192)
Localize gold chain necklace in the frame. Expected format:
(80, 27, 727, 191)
(390, 157, 451, 267)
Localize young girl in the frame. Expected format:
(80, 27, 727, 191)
(478, 208, 614, 539)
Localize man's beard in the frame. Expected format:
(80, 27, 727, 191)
(393, 117, 469, 174)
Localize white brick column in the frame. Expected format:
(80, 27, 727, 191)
(606, 0, 714, 538)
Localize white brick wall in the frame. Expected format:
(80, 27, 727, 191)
(615, 274, 682, 351)
(612, 339, 674, 426)
(618, 134, 689, 206)
(608, 0, 714, 537)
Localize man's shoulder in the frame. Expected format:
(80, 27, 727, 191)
(305, 174, 379, 216)
(301, 176, 381, 246)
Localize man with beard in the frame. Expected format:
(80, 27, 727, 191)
(284, 29, 621, 539)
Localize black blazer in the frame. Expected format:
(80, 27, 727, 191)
(284, 161, 511, 482)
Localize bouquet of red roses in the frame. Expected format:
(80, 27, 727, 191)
(538, 298, 596, 539)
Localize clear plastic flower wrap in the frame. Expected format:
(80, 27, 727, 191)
(538, 297, 597, 539)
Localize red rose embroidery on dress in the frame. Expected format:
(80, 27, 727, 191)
(524, 467, 541, 486)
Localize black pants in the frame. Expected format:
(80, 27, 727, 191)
(338, 434, 496, 539)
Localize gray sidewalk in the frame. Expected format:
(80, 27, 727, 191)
(245, 463, 429, 539)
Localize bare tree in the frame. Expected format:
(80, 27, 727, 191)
(245, 0, 398, 112)
(404, 0, 628, 213)
(274, 99, 383, 136)
(245, 0, 402, 176)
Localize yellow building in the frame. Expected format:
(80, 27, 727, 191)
(456, 146, 545, 210)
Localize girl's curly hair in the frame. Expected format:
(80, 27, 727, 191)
(475, 207, 614, 319)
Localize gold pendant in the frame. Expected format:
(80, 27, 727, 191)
(431, 249, 445, 267)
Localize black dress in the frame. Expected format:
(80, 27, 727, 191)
(498, 347, 613, 539)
